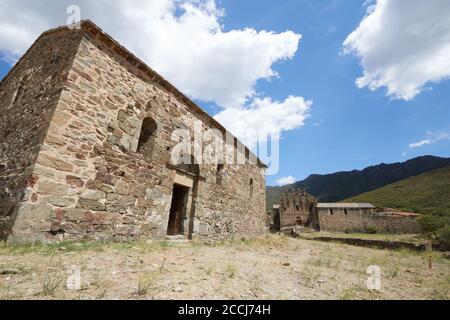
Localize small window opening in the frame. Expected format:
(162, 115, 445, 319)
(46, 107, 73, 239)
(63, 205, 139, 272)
(217, 164, 225, 185)
(138, 117, 158, 159)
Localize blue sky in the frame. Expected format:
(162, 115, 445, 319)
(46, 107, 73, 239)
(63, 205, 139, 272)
(1, 0, 449, 186)
(215, 0, 450, 185)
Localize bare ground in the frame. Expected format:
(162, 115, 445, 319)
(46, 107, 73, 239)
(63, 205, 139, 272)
(0, 235, 449, 300)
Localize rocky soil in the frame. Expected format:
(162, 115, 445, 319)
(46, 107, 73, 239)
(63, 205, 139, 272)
(0, 235, 449, 300)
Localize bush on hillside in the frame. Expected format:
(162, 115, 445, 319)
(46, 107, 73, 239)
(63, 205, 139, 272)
(437, 225, 450, 251)
(418, 215, 446, 239)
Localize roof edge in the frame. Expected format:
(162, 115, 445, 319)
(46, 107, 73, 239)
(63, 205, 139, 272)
(66, 20, 268, 168)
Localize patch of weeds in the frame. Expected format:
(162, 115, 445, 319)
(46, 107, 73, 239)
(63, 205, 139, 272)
(137, 272, 159, 296)
(250, 275, 262, 296)
(1, 241, 107, 256)
(91, 278, 114, 299)
(339, 287, 360, 300)
(388, 265, 400, 278)
(339, 286, 380, 300)
(301, 267, 320, 288)
(362, 288, 382, 300)
(226, 264, 237, 279)
(41, 255, 64, 297)
(305, 256, 336, 269)
(206, 265, 215, 276)
(42, 269, 64, 297)
(413, 274, 424, 285)
(391, 248, 424, 258)
(0, 280, 12, 300)
(160, 240, 172, 250)
(0, 264, 31, 275)
(190, 240, 206, 248)
(432, 285, 449, 300)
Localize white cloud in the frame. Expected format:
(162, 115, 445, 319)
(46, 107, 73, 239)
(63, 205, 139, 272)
(214, 96, 311, 146)
(409, 131, 450, 148)
(0, 0, 308, 144)
(276, 176, 296, 186)
(409, 140, 432, 149)
(343, 0, 450, 101)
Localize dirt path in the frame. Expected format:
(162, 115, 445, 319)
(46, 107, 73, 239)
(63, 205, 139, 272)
(0, 235, 449, 300)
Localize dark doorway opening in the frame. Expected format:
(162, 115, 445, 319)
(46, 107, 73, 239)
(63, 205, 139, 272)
(273, 210, 281, 232)
(167, 184, 189, 236)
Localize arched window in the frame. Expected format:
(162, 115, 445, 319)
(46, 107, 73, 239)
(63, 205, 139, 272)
(138, 117, 158, 159)
(249, 178, 254, 199)
(217, 164, 225, 185)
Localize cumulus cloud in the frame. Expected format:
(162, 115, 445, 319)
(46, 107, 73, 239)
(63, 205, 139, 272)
(0, 0, 308, 144)
(409, 131, 450, 148)
(343, 0, 450, 101)
(214, 96, 311, 146)
(275, 176, 296, 186)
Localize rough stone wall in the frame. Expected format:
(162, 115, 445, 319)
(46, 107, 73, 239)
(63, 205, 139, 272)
(0, 29, 83, 240)
(279, 189, 318, 230)
(7, 25, 266, 243)
(318, 208, 420, 234)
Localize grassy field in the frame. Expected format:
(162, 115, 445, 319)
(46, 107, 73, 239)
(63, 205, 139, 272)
(1, 235, 449, 300)
(345, 165, 450, 216)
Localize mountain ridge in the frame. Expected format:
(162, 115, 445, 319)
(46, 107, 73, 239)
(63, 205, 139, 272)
(266, 155, 450, 211)
(344, 165, 450, 216)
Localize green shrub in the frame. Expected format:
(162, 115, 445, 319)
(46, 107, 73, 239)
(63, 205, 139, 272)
(366, 226, 377, 234)
(419, 215, 449, 239)
(437, 225, 450, 251)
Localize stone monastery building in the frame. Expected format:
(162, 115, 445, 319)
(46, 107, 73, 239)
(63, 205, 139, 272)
(0, 20, 267, 243)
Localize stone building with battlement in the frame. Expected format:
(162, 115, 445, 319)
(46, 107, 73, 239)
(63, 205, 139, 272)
(272, 189, 420, 234)
(0, 20, 267, 244)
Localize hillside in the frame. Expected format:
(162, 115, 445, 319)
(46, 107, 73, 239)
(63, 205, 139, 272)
(344, 165, 450, 216)
(266, 156, 450, 211)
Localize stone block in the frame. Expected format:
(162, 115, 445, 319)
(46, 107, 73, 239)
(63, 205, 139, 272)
(41, 196, 76, 207)
(64, 208, 93, 222)
(66, 175, 84, 187)
(36, 153, 73, 172)
(38, 180, 70, 196)
(16, 204, 53, 221)
(81, 190, 106, 201)
(78, 198, 106, 211)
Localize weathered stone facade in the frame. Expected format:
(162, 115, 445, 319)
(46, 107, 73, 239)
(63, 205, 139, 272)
(0, 21, 266, 244)
(276, 189, 319, 231)
(273, 190, 420, 234)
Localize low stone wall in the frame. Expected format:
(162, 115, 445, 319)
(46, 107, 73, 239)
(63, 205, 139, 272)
(303, 236, 432, 252)
(318, 208, 420, 234)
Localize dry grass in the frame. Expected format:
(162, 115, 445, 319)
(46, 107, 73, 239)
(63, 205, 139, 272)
(0, 235, 449, 300)
(137, 272, 159, 296)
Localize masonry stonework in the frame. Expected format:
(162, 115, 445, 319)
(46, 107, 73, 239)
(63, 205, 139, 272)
(317, 207, 420, 234)
(278, 189, 319, 231)
(274, 190, 420, 235)
(0, 28, 84, 240)
(0, 21, 267, 244)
